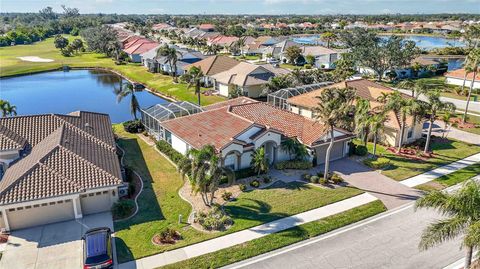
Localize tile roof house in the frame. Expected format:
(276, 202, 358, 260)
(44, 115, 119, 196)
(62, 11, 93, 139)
(199, 23, 216, 32)
(287, 79, 424, 147)
(146, 45, 205, 75)
(0, 112, 123, 231)
(211, 62, 276, 98)
(445, 69, 480, 89)
(124, 41, 160, 63)
(185, 55, 241, 87)
(158, 97, 353, 170)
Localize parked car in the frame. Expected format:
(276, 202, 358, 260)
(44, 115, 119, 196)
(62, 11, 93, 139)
(82, 227, 114, 269)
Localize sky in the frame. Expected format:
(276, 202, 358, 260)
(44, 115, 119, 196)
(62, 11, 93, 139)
(1, 0, 480, 15)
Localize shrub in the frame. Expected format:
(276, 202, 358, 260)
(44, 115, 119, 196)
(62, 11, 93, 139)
(304, 64, 312, 69)
(156, 140, 185, 164)
(319, 178, 328, 185)
(123, 120, 144, 133)
(234, 168, 257, 179)
(111, 200, 134, 219)
(316, 172, 324, 178)
(196, 205, 233, 231)
(250, 179, 260, 188)
(329, 173, 344, 184)
(354, 145, 368, 156)
(275, 160, 313, 170)
(302, 174, 312, 181)
(363, 157, 391, 169)
(221, 191, 233, 201)
(239, 184, 247, 192)
(310, 175, 319, 184)
(263, 176, 272, 184)
(348, 143, 357, 156)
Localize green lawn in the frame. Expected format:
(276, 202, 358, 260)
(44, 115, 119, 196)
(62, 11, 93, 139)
(113, 125, 365, 263)
(161, 200, 386, 269)
(234, 55, 261, 61)
(416, 163, 480, 192)
(0, 36, 225, 106)
(438, 110, 480, 135)
(363, 139, 480, 181)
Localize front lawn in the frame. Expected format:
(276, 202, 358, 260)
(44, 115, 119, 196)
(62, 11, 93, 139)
(113, 125, 365, 263)
(0, 36, 225, 106)
(416, 163, 480, 192)
(363, 138, 480, 181)
(161, 200, 386, 269)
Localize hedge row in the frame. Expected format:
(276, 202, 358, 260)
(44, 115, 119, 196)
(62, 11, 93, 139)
(156, 140, 185, 164)
(274, 160, 313, 170)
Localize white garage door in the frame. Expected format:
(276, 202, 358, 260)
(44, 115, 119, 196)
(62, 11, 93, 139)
(7, 200, 75, 230)
(80, 191, 112, 215)
(316, 141, 345, 165)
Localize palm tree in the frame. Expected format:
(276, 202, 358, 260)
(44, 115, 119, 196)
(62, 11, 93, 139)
(114, 83, 140, 120)
(281, 138, 309, 160)
(354, 98, 371, 146)
(397, 79, 438, 98)
(157, 44, 182, 83)
(320, 31, 337, 48)
(463, 48, 480, 123)
(177, 145, 235, 206)
(423, 89, 456, 153)
(186, 66, 204, 106)
(314, 87, 356, 180)
(0, 100, 17, 117)
(442, 112, 454, 139)
(369, 111, 388, 157)
(415, 180, 480, 269)
(251, 147, 269, 176)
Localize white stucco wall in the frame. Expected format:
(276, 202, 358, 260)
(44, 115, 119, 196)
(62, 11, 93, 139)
(218, 83, 230, 97)
(446, 77, 480, 89)
(254, 132, 281, 149)
(171, 134, 188, 154)
(240, 151, 253, 169)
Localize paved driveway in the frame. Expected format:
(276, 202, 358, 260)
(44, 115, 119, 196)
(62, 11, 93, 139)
(0, 212, 114, 269)
(328, 159, 423, 209)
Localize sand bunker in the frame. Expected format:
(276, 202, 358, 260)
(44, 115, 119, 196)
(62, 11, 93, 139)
(17, 56, 54, 63)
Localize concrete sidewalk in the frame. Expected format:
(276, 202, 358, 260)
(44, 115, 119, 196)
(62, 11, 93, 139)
(425, 121, 480, 146)
(118, 193, 378, 269)
(400, 153, 480, 187)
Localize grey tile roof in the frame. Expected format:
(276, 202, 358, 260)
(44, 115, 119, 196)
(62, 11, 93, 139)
(0, 112, 122, 205)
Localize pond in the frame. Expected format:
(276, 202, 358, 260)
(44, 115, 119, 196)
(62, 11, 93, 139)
(291, 34, 466, 50)
(0, 70, 168, 123)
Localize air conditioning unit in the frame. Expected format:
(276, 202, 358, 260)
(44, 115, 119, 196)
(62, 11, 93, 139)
(118, 183, 129, 198)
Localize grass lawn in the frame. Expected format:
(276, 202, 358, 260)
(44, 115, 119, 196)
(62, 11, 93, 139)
(234, 55, 261, 61)
(113, 125, 365, 263)
(280, 63, 303, 70)
(438, 110, 480, 135)
(0, 36, 225, 106)
(161, 200, 386, 269)
(416, 163, 480, 192)
(362, 139, 480, 181)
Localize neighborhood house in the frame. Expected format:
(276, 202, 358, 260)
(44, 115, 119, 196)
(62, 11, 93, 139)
(0, 112, 123, 231)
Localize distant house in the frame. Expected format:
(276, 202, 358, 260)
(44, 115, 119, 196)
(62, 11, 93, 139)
(207, 35, 239, 48)
(263, 40, 300, 60)
(211, 62, 276, 98)
(146, 46, 205, 75)
(152, 23, 174, 31)
(445, 69, 480, 89)
(0, 112, 123, 231)
(299, 46, 342, 69)
(286, 79, 424, 147)
(199, 23, 215, 32)
(124, 41, 160, 63)
(185, 55, 240, 87)
(158, 97, 354, 170)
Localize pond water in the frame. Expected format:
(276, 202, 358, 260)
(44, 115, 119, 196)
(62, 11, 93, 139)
(292, 34, 466, 49)
(0, 70, 168, 123)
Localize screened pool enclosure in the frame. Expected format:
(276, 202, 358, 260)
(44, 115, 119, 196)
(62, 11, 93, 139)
(267, 82, 333, 110)
(140, 101, 203, 140)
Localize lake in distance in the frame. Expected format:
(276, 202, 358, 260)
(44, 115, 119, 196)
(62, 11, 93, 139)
(0, 69, 168, 123)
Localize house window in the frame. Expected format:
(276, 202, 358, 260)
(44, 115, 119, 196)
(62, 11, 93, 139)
(407, 129, 413, 139)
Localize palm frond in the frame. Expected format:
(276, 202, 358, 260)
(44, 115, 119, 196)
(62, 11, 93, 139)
(419, 217, 468, 251)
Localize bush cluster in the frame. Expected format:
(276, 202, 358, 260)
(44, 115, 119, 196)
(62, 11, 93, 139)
(111, 200, 134, 219)
(221, 191, 233, 201)
(196, 205, 233, 231)
(123, 120, 144, 133)
(156, 140, 185, 164)
(275, 160, 313, 170)
(234, 168, 257, 179)
(354, 145, 368, 156)
(239, 184, 247, 192)
(250, 179, 260, 188)
(156, 228, 181, 244)
(363, 157, 391, 169)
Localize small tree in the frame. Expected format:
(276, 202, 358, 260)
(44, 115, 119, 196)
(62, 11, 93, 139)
(281, 138, 309, 160)
(463, 48, 480, 123)
(354, 98, 371, 146)
(369, 111, 388, 157)
(54, 35, 69, 52)
(0, 100, 17, 117)
(114, 83, 140, 120)
(285, 45, 302, 64)
(305, 54, 315, 66)
(320, 31, 337, 48)
(70, 38, 84, 54)
(186, 66, 204, 106)
(423, 90, 456, 153)
(251, 147, 269, 176)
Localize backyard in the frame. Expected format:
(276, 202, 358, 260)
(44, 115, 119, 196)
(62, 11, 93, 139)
(0, 36, 225, 106)
(113, 125, 369, 263)
(362, 138, 480, 181)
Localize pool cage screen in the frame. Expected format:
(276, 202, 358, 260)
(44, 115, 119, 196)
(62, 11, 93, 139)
(267, 82, 333, 110)
(140, 101, 203, 140)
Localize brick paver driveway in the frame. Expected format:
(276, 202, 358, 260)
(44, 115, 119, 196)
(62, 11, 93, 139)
(328, 159, 423, 209)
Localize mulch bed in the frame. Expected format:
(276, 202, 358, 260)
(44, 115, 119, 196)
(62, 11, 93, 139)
(151, 231, 182, 246)
(451, 118, 477, 129)
(386, 147, 433, 160)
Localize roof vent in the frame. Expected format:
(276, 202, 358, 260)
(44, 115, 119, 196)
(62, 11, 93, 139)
(85, 122, 90, 128)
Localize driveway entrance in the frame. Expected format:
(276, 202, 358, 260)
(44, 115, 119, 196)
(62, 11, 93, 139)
(0, 212, 114, 269)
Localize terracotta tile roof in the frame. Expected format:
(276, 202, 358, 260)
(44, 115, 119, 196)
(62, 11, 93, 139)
(199, 24, 215, 30)
(445, 69, 480, 81)
(0, 112, 122, 205)
(185, 55, 240, 76)
(163, 98, 350, 151)
(124, 42, 159, 55)
(208, 35, 239, 46)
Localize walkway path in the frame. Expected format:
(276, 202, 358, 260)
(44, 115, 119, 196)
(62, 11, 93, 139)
(400, 153, 480, 187)
(396, 88, 480, 113)
(118, 193, 378, 269)
(424, 120, 480, 146)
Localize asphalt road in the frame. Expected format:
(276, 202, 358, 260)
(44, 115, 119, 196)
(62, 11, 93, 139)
(223, 204, 465, 269)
